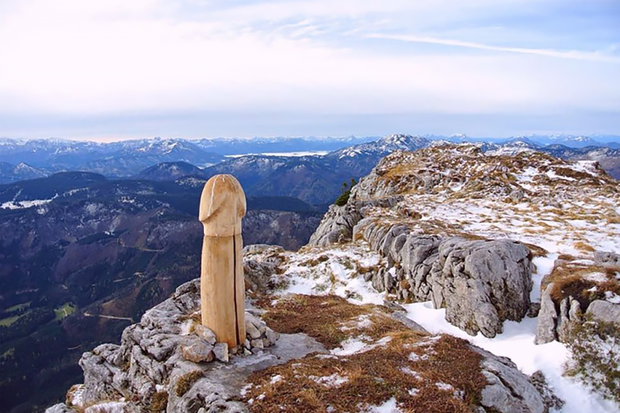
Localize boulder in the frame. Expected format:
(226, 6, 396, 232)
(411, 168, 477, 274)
(243, 245, 285, 291)
(530, 370, 565, 411)
(536, 293, 620, 345)
(308, 196, 403, 247)
(474, 348, 546, 413)
(594, 251, 620, 268)
(181, 341, 215, 363)
(586, 300, 620, 323)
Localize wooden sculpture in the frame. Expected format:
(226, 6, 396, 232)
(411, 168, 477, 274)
(199, 174, 246, 348)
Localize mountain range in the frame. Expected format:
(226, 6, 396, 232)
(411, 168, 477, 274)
(1, 134, 619, 185)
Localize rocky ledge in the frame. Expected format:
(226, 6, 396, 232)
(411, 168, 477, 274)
(310, 204, 533, 338)
(45, 279, 321, 413)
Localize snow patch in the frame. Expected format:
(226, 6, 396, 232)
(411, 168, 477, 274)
(331, 336, 392, 356)
(84, 401, 127, 413)
(1, 196, 56, 210)
(604, 291, 620, 304)
(310, 373, 349, 387)
(362, 397, 402, 413)
(584, 272, 609, 283)
(270, 375, 283, 384)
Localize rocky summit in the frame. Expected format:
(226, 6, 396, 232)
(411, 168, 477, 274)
(310, 144, 620, 337)
(47, 144, 620, 413)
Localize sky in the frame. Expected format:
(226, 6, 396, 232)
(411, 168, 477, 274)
(0, 0, 619, 140)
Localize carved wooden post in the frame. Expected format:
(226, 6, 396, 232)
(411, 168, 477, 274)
(199, 174, 246, 349)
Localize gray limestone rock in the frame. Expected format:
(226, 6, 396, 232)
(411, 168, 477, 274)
(243, 245, 286, 291)
(72, 278, 283, 412)
(308, 195, 403, 247)
(194, 325, 217, 345)
(475, 347, 546, 413)
(536, 291, 615, 346)
(535, 284, 558, 344)
(45, 404, 74, 413)
(213, 343, 229, 363)
(349, 218, 532, 338)
(594, 251, 620, 268)
(586, 300, 620, 323)
(527, 302, 541, 318)
(245, 322, 261, 340)
(530, 370, 565, 411)
(308, 203, 362, 246)
(429, 238, 532, 338)
(181, 341, 215, 364)
(242, 244, 284, 255)
(390, 311, 427, 333)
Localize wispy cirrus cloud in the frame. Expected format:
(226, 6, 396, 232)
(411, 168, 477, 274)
(366, 33, 620, 63)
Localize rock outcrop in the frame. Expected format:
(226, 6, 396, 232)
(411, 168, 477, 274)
(474, 348, 547, 413)
(307, 147, 555, 338)
(312, 209, 532, 338)
(535, 255, 620, 345)
(46, 279, 293, 413)
(308, 196, 402, 247)
(309, 144, 619, 342)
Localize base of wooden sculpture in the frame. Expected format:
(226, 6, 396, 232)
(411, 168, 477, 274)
(200, 234, 246, 348)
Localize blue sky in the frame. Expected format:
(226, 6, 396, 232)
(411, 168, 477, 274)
(0, 0, 618, 140)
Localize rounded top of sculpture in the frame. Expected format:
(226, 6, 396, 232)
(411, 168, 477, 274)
(199, 174, 246, 236)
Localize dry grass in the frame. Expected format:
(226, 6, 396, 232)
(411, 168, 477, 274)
(523, 243, 548, 258)
(245, 295, 486, 413)
(150, 391, 168, 412)
(300, 255, 330, 267)
(607, 215, 620, 225)
(175, 370, 204, 397)
(545, 260, 620, 310)
(554, 167, 598, 181)
(573, 241, 596, 253)
(261, 294, 402, 348)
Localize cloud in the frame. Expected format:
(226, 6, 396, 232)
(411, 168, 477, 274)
(366, 33, 620, 63)
(0, 0, 618, 138)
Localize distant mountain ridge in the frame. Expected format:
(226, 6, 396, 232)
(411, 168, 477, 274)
(0, 136, 379, 178)
(198, 134, 434, 205)
(192, 135, 378, 155)
(136, 134, 620, 205)
(0, 161, 47, 184)
(1, 134, 619, 195)
(133, 161, 209, 181)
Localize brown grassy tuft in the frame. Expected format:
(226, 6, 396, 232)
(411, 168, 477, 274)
(175, 370, 203, 397)
(261, 294, 401, 348)
(300, 255, 330, 267)
(150, 391, 168, 412)
(573, 241, 596, 253)
(523, 243, 548, 258)
(545, 261, 620, 310)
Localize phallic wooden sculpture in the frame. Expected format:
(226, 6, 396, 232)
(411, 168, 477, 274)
(199, 174, 246, 348)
